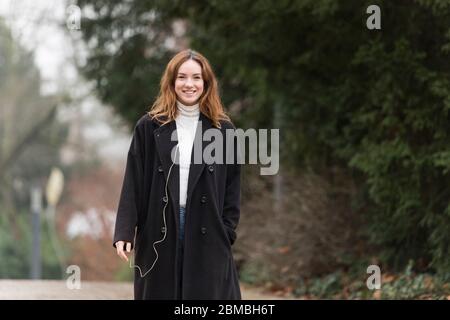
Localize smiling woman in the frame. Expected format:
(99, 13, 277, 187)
(113, 49, 242, 300)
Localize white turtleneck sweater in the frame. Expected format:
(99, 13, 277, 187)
(175, 100, 200, 208)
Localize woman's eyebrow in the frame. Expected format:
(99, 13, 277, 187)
(178, 72, 202, 76)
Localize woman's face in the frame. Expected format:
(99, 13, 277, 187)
(174, 59, 204, 106)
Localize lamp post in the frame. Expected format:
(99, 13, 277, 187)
(45, 167, 65, 278)
(46, 167, 64, 216)
(30, 186, 42, 279)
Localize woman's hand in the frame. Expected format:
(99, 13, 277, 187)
(115, 241, 132, 262)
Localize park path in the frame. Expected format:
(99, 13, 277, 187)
(0, 280, 294, 300)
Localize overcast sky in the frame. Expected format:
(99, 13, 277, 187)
(0, 0, 75, 94)
(0, 0, 130, 164)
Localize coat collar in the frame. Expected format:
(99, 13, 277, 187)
(153, 112, 213, 214)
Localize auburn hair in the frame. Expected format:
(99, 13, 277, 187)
(149, 49, 230, 128)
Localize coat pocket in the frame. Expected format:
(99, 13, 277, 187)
(223, 224, 236, 246)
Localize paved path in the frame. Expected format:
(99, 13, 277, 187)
(0, 280, 291, 300)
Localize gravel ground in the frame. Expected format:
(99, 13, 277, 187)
(0, 280, 291, 300)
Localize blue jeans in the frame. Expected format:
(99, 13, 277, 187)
(177, 206, 186, 299)
(179, 206, 186, 242)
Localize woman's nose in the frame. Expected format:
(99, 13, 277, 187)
(184, 78, 194, 86)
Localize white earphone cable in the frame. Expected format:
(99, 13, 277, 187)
(130, 145, 179, 278)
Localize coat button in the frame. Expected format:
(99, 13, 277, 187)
(161, 226, 166, 234)
(200, 195, 207, 204)
(158, 165, 163, 172)
(162, 196, 168, 203)
(208, 165, 214, 172)
(201, 227, 207, 235)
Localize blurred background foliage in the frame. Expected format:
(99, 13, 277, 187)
(0, 18, 69, 279)
(74, 0, 450, 272)
(1, 0, 449, 298)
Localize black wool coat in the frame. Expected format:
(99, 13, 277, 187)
(113, 112, 241, 300)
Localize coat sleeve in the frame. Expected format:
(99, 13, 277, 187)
(222, 126, 241, 246)
(113, 121, 144, 249)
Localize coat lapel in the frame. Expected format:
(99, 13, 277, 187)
(186, 112, 212, 202)
(153, 112, 213, 214)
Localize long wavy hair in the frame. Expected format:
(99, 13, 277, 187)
(149, 49, 230, 128)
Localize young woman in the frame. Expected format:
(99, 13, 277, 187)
(113, 49, 241, 300)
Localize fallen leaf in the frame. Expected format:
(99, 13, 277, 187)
(373, 290, 381, 299)
(423, 276, 434, 289)
(382, 274, 395, 283)
(281, 266, 290, 273)
(284, 286, 294, 294)
(277, 246, 291, 254)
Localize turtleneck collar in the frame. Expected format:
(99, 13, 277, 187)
(176, 100, 200, 118)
